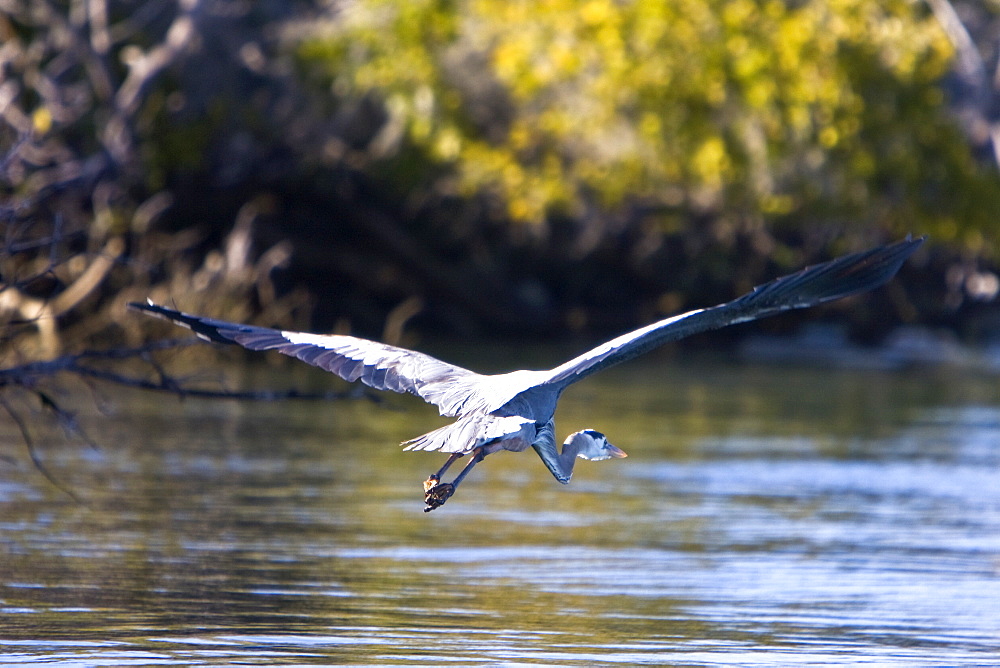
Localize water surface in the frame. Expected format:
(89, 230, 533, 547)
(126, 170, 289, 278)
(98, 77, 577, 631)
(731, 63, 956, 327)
(1, 353, 998, 665)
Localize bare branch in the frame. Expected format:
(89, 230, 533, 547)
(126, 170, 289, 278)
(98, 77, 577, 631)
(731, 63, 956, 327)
(0, 236, 127, 355)
(927, 0, 1000, 168)
(0, 338, 380, 402)
(0, 336, 377, 500)
(927, 0, 987, 89)
(0, 394, 87, 504)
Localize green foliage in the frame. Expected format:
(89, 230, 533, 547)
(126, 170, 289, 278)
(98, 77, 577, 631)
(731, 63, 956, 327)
(295, 0, 999, 241)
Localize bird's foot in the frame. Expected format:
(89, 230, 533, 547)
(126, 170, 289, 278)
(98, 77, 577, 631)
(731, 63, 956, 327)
(423, 482, 455, 512)
(422, 474, 440, 494)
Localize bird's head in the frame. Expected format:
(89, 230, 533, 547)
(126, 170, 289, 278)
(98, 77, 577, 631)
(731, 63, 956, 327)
(565, 429, 628, 461)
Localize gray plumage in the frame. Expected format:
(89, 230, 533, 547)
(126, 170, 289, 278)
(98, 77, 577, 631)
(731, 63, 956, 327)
(130, 236, 923, 510)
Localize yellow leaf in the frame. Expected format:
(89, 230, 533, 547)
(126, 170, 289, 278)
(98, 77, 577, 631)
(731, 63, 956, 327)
(32, 107, 52, 135)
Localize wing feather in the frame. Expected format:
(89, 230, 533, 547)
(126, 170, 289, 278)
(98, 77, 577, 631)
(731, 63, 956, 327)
(131, 238, 923, 417)
(128, 301, 483, 416)
(540, 236, 924, 387)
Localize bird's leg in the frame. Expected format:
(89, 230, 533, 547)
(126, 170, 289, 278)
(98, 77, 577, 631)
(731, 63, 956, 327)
(424, 449, 486, 512)
(423, 453, 463, 493)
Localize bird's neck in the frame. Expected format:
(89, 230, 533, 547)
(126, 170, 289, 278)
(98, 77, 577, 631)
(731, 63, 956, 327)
(530, 422, 579, 484)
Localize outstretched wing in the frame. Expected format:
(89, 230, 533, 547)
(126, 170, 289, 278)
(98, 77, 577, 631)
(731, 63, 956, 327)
(128, 301, 484, 416)
(540, 236, 924, 388)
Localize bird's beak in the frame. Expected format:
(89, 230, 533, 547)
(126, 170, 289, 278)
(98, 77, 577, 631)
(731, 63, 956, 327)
(608, 443, 628, 458)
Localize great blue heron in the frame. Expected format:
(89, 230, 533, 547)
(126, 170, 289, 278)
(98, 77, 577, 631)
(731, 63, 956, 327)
(130, 237, 923, 511)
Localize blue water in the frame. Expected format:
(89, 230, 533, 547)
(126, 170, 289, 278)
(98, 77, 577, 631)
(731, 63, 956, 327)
(1, 356, 998, 665)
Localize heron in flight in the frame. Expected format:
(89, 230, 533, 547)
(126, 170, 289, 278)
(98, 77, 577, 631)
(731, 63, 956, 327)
(131, 237, 922, 511)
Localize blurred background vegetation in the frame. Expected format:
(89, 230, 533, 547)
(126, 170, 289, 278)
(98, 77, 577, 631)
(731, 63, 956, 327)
(2, 0, 999, 365)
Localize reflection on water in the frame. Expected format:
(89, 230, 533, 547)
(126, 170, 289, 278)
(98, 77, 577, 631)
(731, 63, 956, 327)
(1, 353, 999, 665)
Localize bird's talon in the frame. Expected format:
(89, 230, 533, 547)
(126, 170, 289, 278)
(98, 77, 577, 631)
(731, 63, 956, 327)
(423, 482, 454, 511)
